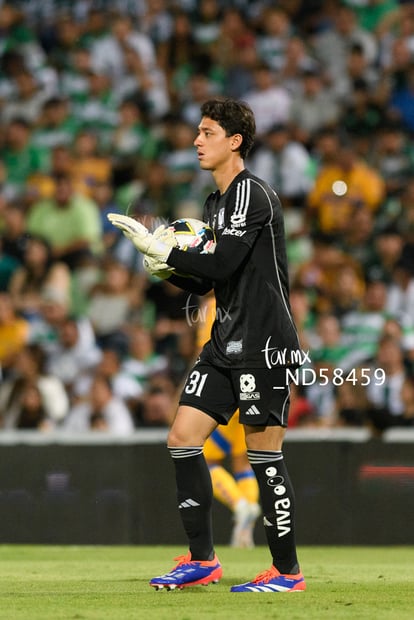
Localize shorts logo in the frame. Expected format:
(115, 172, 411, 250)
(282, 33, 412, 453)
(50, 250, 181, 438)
(240, 393, 260, 400)
(240, 374, 256, 392)
(245, 405, 261, 416)
(240, 373, 260, 400)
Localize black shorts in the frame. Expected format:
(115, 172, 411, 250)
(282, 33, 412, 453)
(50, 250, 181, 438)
(179, 360, 291, 427)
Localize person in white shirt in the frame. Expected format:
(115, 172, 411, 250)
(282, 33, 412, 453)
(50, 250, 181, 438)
(62, 373, 134, 435)
(249, 123, 314, 207)
(242, 62, 291, 138)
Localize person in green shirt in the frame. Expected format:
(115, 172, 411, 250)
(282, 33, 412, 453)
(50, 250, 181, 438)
(1, 118, 49, 199)
(26, 172, 102, 270)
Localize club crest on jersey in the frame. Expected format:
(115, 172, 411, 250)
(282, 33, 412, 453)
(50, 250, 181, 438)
(239, 373, 260, 400)
(226, 340, 242, 355)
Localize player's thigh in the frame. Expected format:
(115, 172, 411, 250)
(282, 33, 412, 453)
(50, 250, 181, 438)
(204, 414, 245, 462)
(224, 412, 248, 458)
(169, 405, 218, 447)
(179, 361, 238, 425)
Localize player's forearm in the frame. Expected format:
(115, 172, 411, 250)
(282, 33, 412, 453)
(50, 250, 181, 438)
(168, 273, 213, 295)
(167, 238, 250, 282)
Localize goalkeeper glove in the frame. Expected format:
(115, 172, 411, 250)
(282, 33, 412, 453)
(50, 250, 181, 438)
(107, 214, 178, 261)
(143, 254, 173, 280)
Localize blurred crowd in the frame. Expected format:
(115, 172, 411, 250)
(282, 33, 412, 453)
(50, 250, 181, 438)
(1, 0, 414, 435)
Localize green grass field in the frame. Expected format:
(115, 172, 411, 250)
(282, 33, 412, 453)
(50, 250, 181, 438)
(0, 545, 413, 620)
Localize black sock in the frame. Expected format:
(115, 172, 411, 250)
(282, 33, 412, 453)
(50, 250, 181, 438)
(169, 447, 214, 561)
(248, 449, 299, 574)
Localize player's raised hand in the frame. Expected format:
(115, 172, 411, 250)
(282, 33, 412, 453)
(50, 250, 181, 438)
(107, 214, 177, 260)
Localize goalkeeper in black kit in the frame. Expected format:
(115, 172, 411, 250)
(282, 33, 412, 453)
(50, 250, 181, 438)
(108, 98, 306, 593)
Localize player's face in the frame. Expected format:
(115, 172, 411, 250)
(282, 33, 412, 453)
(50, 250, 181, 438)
(194, 117, 235, 171)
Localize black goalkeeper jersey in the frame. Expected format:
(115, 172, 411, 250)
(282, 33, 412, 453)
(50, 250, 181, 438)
(167, 169, 301, 369)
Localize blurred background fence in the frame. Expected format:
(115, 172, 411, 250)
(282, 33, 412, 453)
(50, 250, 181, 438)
(1, 428, 413, 546)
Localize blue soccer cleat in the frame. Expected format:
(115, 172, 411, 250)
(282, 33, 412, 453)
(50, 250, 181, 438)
(230, 565, 306, 592)
(150, 552, 223, 590)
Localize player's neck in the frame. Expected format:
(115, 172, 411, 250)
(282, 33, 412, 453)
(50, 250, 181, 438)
(212, 160, 245, 195)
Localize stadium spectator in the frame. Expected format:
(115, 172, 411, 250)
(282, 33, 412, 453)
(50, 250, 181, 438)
(44, 313, 101, 395)
(334, 376, 370, 428)
(139, 0, 173, 52)
(293, 233, 363, 315)
(242, 62, 291, 138)
(121, 323, 168, 392)
(73, 346, 144, 418)
(89, 13, 156, 82)
(289, 68, 341, 147)
(112, 45, 170, 120)
(389, 62, 414, 133)
(8, 234, 71, 321)
(0, 291, 30, 375)
(27, 285, 89, 357)
(365, 224, 404, 283)
(311, 5, 378, 92)
(26, 172, 103, 270)
(0, 201, 29, 263)
(1, 68, 52, 125)
(249, 122, 315, 208)
(31, 96, 80, 150)
(46, 15, 83, 73)
(180, 71, 218, 128)
(86, 256, 141, 353)
(341, 278, 389, 369)
(386, 256, 414, 327)
(144, 277, 198, 363)
(333, 42, 380, 102)
(213, 7, 255, 70)
(71, 70, 118, 144)
(0, 236, 20, 292)
(161, 119, 202, 214)
(340, 80, 386, 159)
(59, 46, 93, 105)
(256, 6, 292, 72)
(71, 130, 112, 198)
(276, 36, 320, 97)
(62, 373, 134, 435)
(0, 343, 69, 429)
(90, 181, 122, 253)
(307, 135, 385, 237)
(223, 40, 258, 100)
(338, 207, 376, 267)
(0, 4, 48, 72)
(135, 377, 175, 427)
(109, 98, 159, 189)
(366, 333, 409, 432)
(25, 144, 75, 203)
(371, 122, 414, 199)
(192, 0, 221, 53)
(1, 118, 49, 200)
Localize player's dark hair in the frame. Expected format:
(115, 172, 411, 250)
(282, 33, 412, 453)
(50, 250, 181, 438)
(200, 98, 256, 159)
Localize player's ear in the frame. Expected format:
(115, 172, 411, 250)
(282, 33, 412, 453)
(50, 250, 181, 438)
(230, 134, 243, 152)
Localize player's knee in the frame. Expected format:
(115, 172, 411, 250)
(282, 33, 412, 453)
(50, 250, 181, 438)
(167, 426, 201, 447)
